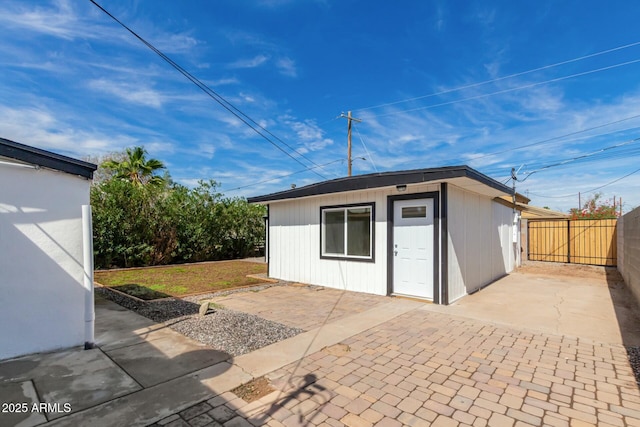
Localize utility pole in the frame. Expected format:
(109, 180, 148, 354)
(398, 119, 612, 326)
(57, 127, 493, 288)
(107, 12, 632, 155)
(511, 168, 517, 213)
(340, 111, 362, 176)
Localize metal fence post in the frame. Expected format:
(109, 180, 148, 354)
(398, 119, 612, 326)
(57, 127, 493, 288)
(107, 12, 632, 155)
(567, 219, 571, 264)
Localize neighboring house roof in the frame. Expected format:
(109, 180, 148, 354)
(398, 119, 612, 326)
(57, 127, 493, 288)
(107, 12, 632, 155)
(0, 137, 97, 179)
(496, 195, 568, 219)
(518, 203, 569, 219)
(248, 165, 513, 203)
(514, 192, 531, 204)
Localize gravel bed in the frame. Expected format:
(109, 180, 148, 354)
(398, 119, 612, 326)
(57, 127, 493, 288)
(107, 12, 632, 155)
(96, 283, 304, 356)
(166, 310, 303, 356)
(627, 346, 640, 386)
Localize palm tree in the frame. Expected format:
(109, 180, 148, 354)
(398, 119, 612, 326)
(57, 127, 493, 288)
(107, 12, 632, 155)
(101, 146, 166, 186)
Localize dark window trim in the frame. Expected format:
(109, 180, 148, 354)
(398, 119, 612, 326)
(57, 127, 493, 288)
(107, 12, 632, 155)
(440, 183, 449, 305)
(265, 204, 270, 278)
(387, 191, 440, 302)
(319, 202, 376, 263)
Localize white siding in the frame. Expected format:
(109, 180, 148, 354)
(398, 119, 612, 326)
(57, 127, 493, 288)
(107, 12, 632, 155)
(0, 164, 91, 360)
(447, 185, 515, 302)
(268, 183, 439, 295)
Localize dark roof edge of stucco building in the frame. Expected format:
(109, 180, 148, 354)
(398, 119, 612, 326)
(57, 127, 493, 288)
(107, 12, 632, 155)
(0, 137, 97, 179)
(248, 165, 513, 203)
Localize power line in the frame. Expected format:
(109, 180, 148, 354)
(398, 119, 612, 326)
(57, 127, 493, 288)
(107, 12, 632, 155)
(222, 158, 346, 193)
(518, 136, 640, 182)
(527, 167, 640, 199)
(440, 113, 640, 165)
(89, 0, 328, 179)
(366, 58, 640, 118)
(355, 40, 640, 112)
(353, 123, 378, 173)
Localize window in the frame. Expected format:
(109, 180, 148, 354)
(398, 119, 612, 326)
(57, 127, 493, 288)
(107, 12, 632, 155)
(321, 203, 374, 260)
(402, 206, 427, 218)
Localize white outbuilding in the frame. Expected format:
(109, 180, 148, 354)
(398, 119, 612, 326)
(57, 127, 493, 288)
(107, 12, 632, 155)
(0, 137, 97, 360)
(248, 166, 521, 304)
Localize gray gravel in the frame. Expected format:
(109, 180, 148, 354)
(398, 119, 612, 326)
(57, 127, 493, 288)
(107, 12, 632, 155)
(166, 310, 303, 356)
(96, 284, 303, 356)
(627, 346, 640, 386)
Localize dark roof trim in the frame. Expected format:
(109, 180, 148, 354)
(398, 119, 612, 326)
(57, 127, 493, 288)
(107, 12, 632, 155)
(248, 165, 513, 203)
(0, 137, 97, 179)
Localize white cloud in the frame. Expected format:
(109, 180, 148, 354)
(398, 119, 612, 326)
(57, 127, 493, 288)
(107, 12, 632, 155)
(197, 143, 216, 159)
(228, 55, 270, 69)
(0, 105, 139, 157)
(0, 0, 204, 57)
(283, 117, 334, 152)
(0, 0, 83, 40)
(276, 57, 297, 77)
(152, 32, 199, 54)
(88, 79, 164, 108)
(209, 77, 240, 86)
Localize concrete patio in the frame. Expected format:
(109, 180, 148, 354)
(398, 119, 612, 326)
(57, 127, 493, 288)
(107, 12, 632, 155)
(1, 264, 639, 426)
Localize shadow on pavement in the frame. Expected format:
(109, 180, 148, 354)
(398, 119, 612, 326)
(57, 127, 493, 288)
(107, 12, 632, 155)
(606, 267, 640, 387)
(0, 295, 235, 427)
(244, 373, 331, 427)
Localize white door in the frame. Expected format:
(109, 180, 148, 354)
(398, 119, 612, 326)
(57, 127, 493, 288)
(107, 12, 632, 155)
(393, 198, 434, 299)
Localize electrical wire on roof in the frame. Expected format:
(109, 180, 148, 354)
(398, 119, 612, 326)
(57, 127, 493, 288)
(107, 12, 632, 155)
(89, 0, 328, 179)
(355, 40, 640, 112)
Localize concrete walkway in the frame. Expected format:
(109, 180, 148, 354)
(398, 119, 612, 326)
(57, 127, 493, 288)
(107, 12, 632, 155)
(0, 293, 420, 426)
(422, 268, 640, 346)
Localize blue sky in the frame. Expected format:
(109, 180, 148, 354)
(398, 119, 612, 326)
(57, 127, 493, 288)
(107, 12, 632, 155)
(2, 0, 640, 212)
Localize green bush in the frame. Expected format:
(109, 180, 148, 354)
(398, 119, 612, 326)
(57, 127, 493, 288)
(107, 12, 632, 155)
(91, 178, 265, 269)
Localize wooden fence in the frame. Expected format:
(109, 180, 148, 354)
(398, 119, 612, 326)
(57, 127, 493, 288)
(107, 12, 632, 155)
(527, 219, 617, 266)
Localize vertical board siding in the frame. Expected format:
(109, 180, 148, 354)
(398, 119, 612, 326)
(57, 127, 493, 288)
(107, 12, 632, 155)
(447, 186, 514, 302)
(528, 219, 617, 266)
(267, 183, 438, 295)
(446, 187, 466, 300)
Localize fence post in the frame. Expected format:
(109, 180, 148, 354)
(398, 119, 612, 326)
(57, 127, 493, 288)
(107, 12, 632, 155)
(567, 220, 571, 264)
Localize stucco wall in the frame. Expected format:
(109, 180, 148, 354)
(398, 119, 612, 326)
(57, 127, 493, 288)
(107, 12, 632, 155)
(619, 207, 640, 307)
(0, 164, 90, 360)
(446, 186, 515, 302)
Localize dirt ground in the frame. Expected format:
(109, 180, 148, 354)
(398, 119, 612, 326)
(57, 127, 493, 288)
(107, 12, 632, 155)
(94, 260, 268, 299)
(231, 377, 275, 403)
(517, 260, 623, 282)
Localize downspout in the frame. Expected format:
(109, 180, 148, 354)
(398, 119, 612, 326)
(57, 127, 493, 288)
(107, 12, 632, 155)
(82, 205, 95, 350)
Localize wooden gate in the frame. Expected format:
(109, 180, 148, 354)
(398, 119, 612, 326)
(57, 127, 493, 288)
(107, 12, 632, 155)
(527, 219, 617, 266)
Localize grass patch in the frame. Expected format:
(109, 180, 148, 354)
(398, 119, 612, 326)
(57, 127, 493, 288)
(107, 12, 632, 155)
(95, 261, 268, 299)
(231, 377, 275, 402)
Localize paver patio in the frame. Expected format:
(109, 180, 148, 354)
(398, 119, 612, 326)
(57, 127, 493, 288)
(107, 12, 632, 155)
(2, 265, 640, 427)
(209, 285, 390, 331)
(149, 267, 640, 427)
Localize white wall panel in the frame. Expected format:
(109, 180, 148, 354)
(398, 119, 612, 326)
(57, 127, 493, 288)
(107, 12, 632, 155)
(0, 165, 90, 359)
(447, 185, 514, 302)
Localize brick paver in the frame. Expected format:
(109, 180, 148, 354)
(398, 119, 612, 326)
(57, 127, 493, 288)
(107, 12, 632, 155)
(149, 298, 640, 427)
(209, 285, 389, 331)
